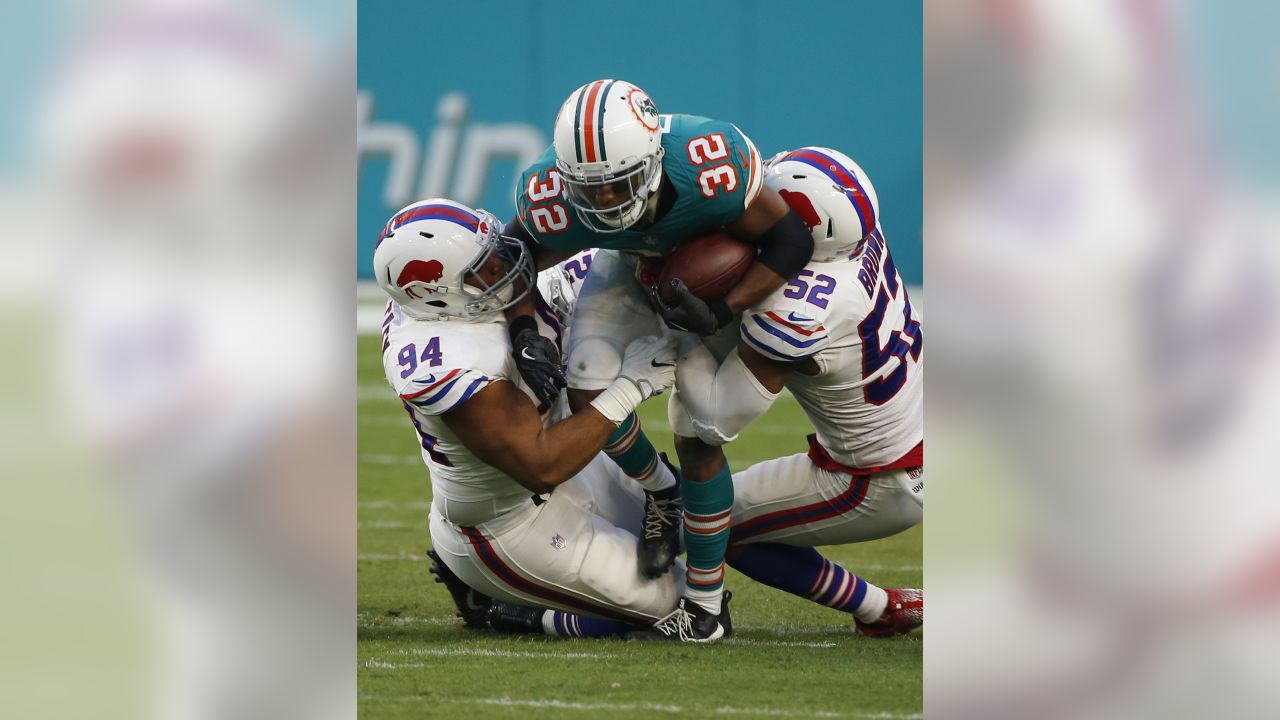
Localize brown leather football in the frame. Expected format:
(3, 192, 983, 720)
(657, 231, 755, 303)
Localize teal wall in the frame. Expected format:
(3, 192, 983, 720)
(358, 0, 921, 283)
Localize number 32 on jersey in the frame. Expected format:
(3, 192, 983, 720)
(525, 168, 570, 233)
(686, 133, 738, 198)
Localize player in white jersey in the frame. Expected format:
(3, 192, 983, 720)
(374, 198, 690, 626)
(664, 147, 924, 638)
(463, 150, 924, 640)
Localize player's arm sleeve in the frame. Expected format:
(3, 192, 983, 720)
(739, 310, 833, 361)
(754, 208, 814, 282)
(399, 368, 494, 416)
(673, 344, 779, 446)
(729, 124, 765, 210)
(723, 125, 812, 279)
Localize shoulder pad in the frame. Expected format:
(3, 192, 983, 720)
(662, 116, 763, 219)
(514, 147, 596, 252)
(740, 303, 832, 361)
(400, 367, 494, 416)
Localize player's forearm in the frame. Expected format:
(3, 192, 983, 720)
(517, 410, 617, 493)
(724, 210, 813, 314)
(724, 261, 788, 315)
(503, 291, 537, 329)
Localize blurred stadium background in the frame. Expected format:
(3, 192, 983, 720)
(355, 0, 922, 331)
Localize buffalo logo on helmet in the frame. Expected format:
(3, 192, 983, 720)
(396, 258, 446, 290)
(777, 189, 823, 233)
(626, 88, 660, 131)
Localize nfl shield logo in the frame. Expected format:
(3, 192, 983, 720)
(550, 534, 567, 550)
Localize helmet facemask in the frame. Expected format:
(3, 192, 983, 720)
(557, 149, 664, 233)
(458, 228, 535, 317)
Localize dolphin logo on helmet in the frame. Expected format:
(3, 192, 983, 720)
(553, 79, 666, 233)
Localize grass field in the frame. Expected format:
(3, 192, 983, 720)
(357, 333, 923, 719)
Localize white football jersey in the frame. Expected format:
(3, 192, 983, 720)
(739, 227, 923, 469)
(380, 286, 567, 527)
(534, 249, 595, 349)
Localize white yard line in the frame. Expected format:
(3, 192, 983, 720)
(731, 624, 856, 635)
(368, 647, 615, 661)
(358, 553, 426, 562)
(465, 697, 921, 719)
(359, 615, 457, 627)
(723, 639, 838, 648)
(359, 386, 394, 401)
(359, 691, 921, 718)
(360, 453, 424, 466)
(364, 660, 423, 669)
(356, 520, 417, 530)
(358, 500, 431, 511)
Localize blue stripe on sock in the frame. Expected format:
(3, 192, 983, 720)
(850, 576, 868, 609)
(729, 543, 870, 613)
(549, 612, 636, 638)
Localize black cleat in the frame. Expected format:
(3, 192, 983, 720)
(638, 454, 683, 578)
(487, 602, 546, 635)
(427, 548, 491, 629)
(629, 591, 732, 643)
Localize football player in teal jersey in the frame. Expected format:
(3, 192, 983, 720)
(501, 80, 815, 642)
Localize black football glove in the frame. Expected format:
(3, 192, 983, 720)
(511, 328, 566, 407)
(652, 278, 735, 336)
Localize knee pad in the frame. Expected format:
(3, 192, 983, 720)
(565, 336, 623, 391)
(667, 390, 698, 438)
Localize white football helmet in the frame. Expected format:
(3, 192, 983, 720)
(373, 198, 534, 321)
(763, 147, 881, 262)
(553, 79, 665, 233)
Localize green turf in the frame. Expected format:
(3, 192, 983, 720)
(358, 333, 922, 719)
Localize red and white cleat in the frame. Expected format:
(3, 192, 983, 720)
(854, 588, 923, 638)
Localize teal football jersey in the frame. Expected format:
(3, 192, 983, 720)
(515, 114, 763, 255)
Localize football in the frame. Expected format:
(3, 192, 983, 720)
(657, 231, 755, 303)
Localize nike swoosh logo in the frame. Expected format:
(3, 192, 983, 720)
(520, 348, 537, 361)
(651, 359, 674, 368)
(417, 374, 436, 384)
(787, 312, 815, 323)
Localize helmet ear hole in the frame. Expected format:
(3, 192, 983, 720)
(764, 146, 879, 263)
(419, 231, 434, 238)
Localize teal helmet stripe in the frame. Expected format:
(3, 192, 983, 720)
(596, 80, 616, 161)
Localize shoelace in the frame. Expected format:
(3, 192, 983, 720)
(652, 605, 697, 641)
(642, 496, 680, 540)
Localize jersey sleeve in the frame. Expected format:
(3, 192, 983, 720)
(514, 146, 597, 252)
(399, 368, 494, 416)
(740, 308, 833, 361)
(667, 116, 764, 226)
(728, 123, 764, 210)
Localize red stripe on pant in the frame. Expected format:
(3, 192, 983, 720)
(729, 473, 870, 545)
(460, 526, 651, 623)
